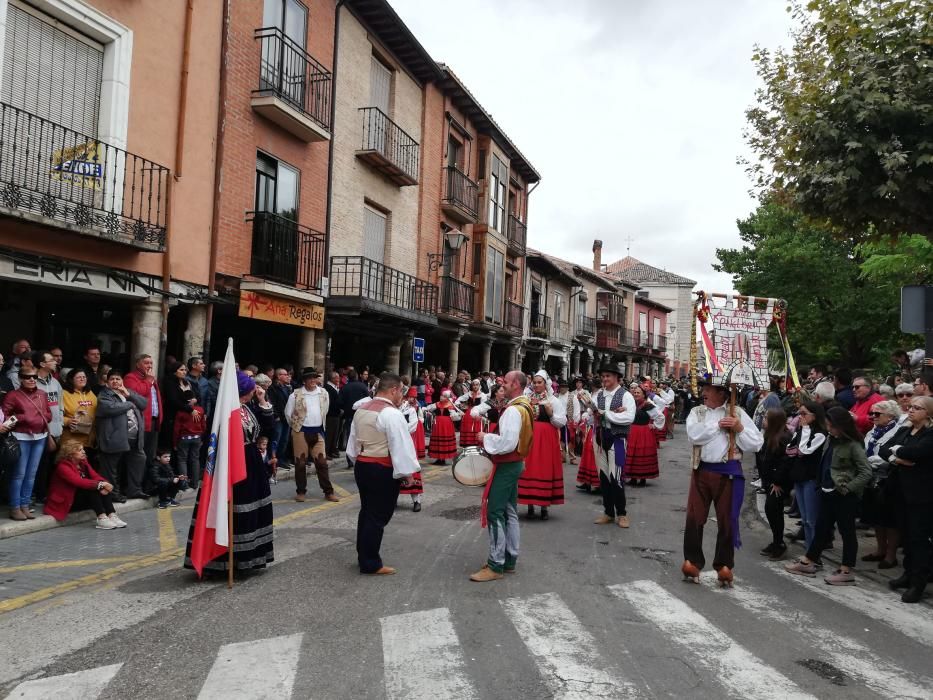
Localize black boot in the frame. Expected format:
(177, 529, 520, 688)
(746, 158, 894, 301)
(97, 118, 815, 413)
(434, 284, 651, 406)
(540, 507, 549, 521)
(527, 505, 536, 519)
(901, 582, 926, 604)
(889, 572, 911, 590)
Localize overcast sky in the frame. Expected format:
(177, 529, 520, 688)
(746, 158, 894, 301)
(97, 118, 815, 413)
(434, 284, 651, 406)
(390, 0, 794, 293)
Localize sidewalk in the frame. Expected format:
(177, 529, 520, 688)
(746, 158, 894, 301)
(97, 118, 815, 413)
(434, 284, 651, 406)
(0, 456, 312, 541)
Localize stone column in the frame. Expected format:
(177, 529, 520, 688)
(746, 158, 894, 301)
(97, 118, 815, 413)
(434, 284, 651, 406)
(298, 328, 316, 370)
(182, 304, 208, 361)
(399, 334, 414, 379)
(314, 329, 327, 372)
(480, 338, 493, 372)
(448, 331, 464, 377)
(626, 356, 635, 381)
(131, 298, 162, 369)
(385, 340, 402, 375)
(570, 349, 580, 376)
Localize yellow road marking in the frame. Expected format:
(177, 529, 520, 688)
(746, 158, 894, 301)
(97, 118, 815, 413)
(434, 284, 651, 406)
(0, 466, 453, 614)
(0, 556, 144, 574)
(157, 507, 178, 554)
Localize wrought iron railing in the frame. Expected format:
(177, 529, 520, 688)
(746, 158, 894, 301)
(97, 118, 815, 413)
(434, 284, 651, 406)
(359, 107, 419, 183)
(530, 311, 550, 339)
(506, 300, 524, 332)
(247, 211, 325, 290)
(329, 256, 437, 315)
(254, 27, 332, 131)
(0, 102, 169, 249)
(507, 214, 526, 255)
(442, 166, 478, 219)
(648, 333, 668, 352)
(619, 329, 636, 347)
(554, 320, 572, 344)
(596, 326, 621, 351)
(576, 315, 596, 338)
(440, 275, 474, 317)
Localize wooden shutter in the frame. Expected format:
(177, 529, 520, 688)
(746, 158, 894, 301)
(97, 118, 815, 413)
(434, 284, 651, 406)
(369, 57, 391, 113)
(363, 205, 386, 264)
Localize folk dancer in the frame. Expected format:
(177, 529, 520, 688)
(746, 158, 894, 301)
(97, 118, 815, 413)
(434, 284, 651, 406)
(424, 390, 460, 465)
(470, 371, 534, 582)
(400, 387, 425, 512)
(347, 373, 420, 575)
(557, 379, 575, 464)
(285, 368, 338, 503)
(591, 362, 636, 528)
(682, 378, 763, 586)
(659, 380, 676, 439)
(575, 409, 601, 493)
(183, 372, 276, 574)
(569, 378, 598, 491)
(470, 384, 508, 434)
(624, 383, 665, 487)
(518, 370, 567, 521)
(455, 380, 486, 448)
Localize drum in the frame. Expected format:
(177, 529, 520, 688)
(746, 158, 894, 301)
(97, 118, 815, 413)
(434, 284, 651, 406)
(452, 446, 494, 487)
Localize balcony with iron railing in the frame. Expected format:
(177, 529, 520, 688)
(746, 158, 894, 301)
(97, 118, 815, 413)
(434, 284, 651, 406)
(576, 314, 596, 339)
(328, 256, 437, 324)
(441, 166, 479, 224)
(247, 211, 325, 291)
(507, 214, 526, 256)
(439, 275, 475, 319)
(596, 326, 621, 351)
(253, 27, 332, 142)
(0, 102, 169, 251)
(506, 300, 524, 332)
(553, 319, 572, 345)
(530, 311, 550, 339)
(357, 107, 419, 186)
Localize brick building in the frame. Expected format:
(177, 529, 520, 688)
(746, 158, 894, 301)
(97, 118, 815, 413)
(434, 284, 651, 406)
(0, 0, 221, 371)
(207, 0, 335, 370)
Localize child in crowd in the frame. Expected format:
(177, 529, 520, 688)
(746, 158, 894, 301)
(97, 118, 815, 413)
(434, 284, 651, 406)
(258, 435, 277, 484)
(172, 390, 204, 489)
(150, 448, 187, 508)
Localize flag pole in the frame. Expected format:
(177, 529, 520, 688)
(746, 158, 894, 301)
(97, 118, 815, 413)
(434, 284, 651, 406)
(227, 499, 234, 589)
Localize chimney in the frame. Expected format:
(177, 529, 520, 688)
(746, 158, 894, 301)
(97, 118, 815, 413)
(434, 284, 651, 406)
(592, 239, 603, 272)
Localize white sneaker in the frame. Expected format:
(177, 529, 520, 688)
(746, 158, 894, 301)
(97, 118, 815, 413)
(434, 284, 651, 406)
(95, 517, 117, 530)
(108, 514, 127, 528)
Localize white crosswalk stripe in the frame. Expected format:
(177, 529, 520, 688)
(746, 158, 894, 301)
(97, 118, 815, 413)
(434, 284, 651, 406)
(381, 607, 477, 700)
(611, 580, 816, 700)
(5, 663, 123, 700)
(501, 591, 641, 698)
(700, 573, 933, 699)
(197, 633, 303, 700)
(770, 562, 933, 649)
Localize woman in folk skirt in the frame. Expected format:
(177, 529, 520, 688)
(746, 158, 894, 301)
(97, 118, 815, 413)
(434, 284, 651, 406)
(400, 387, 425, 511)
(575, 410, 601, 492)
(518, 370, 567, 521)
(424, 390, 460, 465)
(455, 380, 486, 448)
(625, 383, 665, 487)
(470, 383, 508, 434)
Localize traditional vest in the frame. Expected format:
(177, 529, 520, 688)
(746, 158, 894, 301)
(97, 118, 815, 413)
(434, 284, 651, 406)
(288, 388, 327, 432)
(595, 386, 630, 436)
(351, 399, 393, 465)
(490, 396, 534, 464)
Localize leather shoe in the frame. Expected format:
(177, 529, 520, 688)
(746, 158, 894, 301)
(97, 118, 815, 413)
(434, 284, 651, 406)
(901, 585, 926, 604)
(412, 502, 422, 512)
(469, 565, 503, 582)
(878, 559, 898, 570)
(111, 492, 127, 504)
(594, 514, 613, 525)
(889, 572, 911, 590)
(9, 507, 27, 521)
(324, 493, 339, 502)
(294, 493, 306, 503)
(364, 566, 396, 575)
(617, 515, 631, 528)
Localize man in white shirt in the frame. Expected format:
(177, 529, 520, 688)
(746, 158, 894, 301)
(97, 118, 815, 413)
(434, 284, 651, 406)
(591, 362, 636, 528)
(472, 371, 534, 582)
(347, 373, 419, 575)
(285, 367, 336, 503)
(682, 377, 763, 586)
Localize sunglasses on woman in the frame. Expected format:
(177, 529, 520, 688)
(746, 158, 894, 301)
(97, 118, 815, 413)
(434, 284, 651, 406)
(868, 411, 885, 417)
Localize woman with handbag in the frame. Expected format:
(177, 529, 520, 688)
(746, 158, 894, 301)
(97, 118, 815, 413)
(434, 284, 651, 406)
(62, 369, 98, 452)
(1, 368, 51, 520)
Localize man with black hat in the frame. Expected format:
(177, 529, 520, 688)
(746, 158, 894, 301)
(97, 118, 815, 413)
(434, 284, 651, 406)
(591, 362, 636, 528)
(681, 376, 762, 586)
(285, 367, 338, 503)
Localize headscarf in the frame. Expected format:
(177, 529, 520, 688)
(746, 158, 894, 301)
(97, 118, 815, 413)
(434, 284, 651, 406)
(237, 371, 256, 397)
(533, 369, 553, 396)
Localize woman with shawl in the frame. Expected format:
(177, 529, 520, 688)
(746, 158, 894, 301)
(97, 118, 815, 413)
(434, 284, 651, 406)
(518, 370, 567, 521)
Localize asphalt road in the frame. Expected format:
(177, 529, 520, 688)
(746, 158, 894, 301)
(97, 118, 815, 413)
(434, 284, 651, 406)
(2, 435, 932, 699)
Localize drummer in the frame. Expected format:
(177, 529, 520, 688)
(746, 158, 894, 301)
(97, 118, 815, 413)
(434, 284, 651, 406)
(470, 371, 534, 582)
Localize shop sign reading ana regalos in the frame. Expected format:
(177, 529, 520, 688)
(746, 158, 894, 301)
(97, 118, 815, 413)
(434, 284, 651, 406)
(238, 290, 324, 329)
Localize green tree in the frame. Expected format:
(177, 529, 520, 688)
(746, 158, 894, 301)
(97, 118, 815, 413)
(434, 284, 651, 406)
(745, 0, 933, 239)
(715, 202, 912, 368)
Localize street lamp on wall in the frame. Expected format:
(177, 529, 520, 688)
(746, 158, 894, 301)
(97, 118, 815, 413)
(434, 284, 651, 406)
(427, 227, 469, 272)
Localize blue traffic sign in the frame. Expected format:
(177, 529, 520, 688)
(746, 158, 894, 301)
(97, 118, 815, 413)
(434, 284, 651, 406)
(412, 337, 425, 363)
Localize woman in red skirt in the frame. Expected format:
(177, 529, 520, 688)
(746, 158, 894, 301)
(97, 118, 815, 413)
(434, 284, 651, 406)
(425, 390, 460, 465)
(625, 383, 665, 486)
(400, 388, 426, 511)
(575, 412, 601, 492)
(455, 379, 486, 448)
(519, 370, 567, 521)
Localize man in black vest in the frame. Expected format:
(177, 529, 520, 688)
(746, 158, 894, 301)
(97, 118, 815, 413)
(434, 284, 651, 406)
(590, 362, 635, 528)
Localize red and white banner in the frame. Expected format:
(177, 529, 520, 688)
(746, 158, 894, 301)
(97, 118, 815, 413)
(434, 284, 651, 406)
(189, 339, 247, 577)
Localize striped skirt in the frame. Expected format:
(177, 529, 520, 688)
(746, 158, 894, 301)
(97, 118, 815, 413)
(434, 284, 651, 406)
(518, 422, 565, 507)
